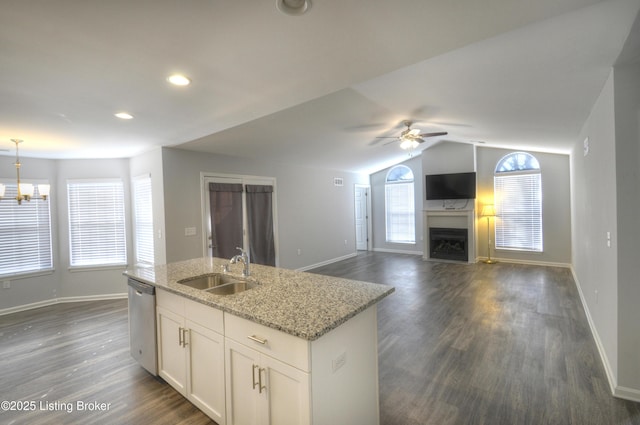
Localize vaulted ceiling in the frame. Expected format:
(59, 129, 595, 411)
(1, 0, 639, 174)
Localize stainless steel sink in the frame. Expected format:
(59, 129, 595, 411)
(205, 280, 259, 295)
(178, 273, 245, 290)
(177, 273, 258, 295)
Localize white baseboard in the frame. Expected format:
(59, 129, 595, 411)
(614, 386, 640, 402)
(568, 267, 640, 402)
(372, 248, 423, 256)
(296, 252, 358, 272)
(0, 293, 128, 316)
(482, 256, 572, 268)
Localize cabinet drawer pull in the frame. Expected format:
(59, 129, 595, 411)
(178, 327, 183, 346)
(247, 334, 268, 345)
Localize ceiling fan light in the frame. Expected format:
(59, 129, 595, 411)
(276, 0, 310, 15)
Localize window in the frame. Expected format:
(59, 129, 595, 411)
(385, 165, 415, 243)
(68, 179, 127, 267)
(494, 152, 542, 252)
(133, 175, 154, 265)
(0, 184, 53, 277)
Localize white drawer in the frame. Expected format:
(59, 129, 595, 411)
(224, 313, 310, 372)
(185, 297, 223, 334)
(156, 287, 183, 313)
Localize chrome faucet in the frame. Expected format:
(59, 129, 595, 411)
(230, 247, 250, 277)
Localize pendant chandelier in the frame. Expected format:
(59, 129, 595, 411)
(0, 139, 50, 205)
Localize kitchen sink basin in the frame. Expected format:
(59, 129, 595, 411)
(177, 273, 258, 295)
(178, 273, 245, 290)
(205, 280, 259, 295)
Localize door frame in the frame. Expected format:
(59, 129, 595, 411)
(354, 184, 372, 251)
(200, 172, 279, 266)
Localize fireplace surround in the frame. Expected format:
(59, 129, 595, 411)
(423, 209, 475, 263)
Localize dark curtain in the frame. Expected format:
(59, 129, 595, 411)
(245, 184, 276, 266)
(209, 183, 243, 259)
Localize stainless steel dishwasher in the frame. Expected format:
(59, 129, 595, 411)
(128, 278, 157, 375)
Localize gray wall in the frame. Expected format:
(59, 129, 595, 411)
(370, 155, 423, 254)
(572, 63, 640, 399)
(0, 158, 132, 311)
(613, 61, 640, 395)
(161, 148, 368, 270)
(130, 147, 167, 265)
(476, 147, 572, 265)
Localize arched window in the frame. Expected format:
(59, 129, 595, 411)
(385, 165, 415, 243)
(494, 152, 542, 252)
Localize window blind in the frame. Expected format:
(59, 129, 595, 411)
(0, 184, 53, 276)
(133, 175, 154, 265)
(494, 173, 542, 251)
(68, 179, 127, 267)
(385, 182, 415, 243)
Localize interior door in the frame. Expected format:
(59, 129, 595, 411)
(355, 185, 370, 251)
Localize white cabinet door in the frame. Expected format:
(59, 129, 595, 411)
(262, 354, 310, 425)
(225, 338, 310, 425)
(186, 319, 226, 425)
(156, 306, 186, 394)
(226, 338, 263, 425)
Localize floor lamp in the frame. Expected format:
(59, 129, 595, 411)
(480, 204, 497, 264)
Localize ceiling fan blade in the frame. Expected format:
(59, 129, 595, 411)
(415, 138, 426, 144)
(376, 136, 400, 139)
(418, 132, 448, 138)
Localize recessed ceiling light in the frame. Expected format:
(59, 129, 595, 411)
(115, 112, 134, 120)
(276, 0, 310, 16)
(167, 74, 191, 86)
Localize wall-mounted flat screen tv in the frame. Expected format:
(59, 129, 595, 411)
(425, 172, 476, 200)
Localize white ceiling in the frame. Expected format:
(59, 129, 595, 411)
(1, 0, 639, 174)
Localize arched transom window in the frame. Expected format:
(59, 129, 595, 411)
(494, 152, 543, 252)
(385, 165, 415, 243)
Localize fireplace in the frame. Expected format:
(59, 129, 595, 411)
(429, 227, 468, 262)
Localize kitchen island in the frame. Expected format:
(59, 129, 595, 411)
(124, 257, 394, 425)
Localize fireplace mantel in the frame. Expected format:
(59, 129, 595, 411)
(423, 209, 476, 263)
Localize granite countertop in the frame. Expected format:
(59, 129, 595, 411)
(123, 257, 394, 341)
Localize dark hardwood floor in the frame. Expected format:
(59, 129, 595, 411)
(311, 252, 640, 425)
(1, 252, 639, 424)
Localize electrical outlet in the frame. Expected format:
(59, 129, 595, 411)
(297, 248, 302, 256)
(2, 281, 10, 289)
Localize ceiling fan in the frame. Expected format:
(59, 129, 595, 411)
(378, 120, 448, 150)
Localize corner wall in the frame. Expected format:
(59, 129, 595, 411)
(572, 63, 640, 401)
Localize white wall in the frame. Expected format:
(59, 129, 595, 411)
(161, 148, 368, 270)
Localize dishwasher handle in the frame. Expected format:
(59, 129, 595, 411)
(128, 278, 155, 296)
